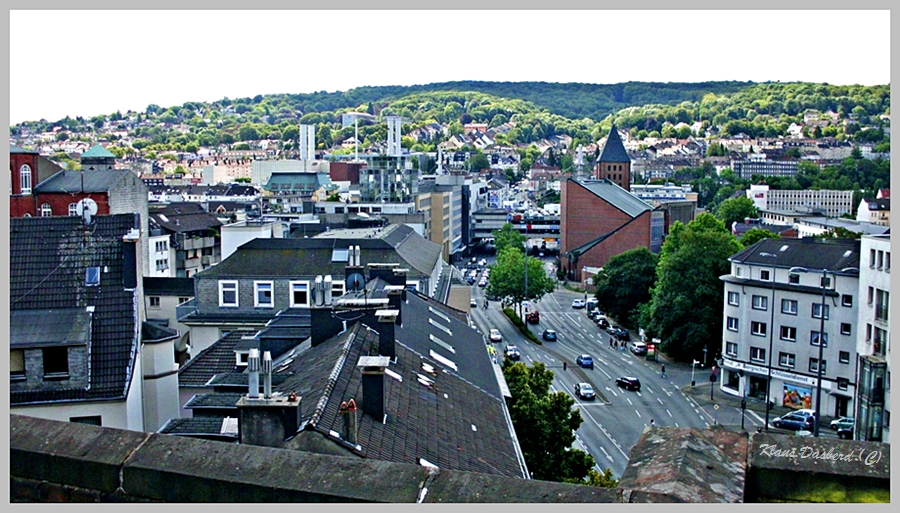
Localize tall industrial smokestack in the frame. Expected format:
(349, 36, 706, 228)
(248, 348, 260, 399)
(386, 116, 402, 157)
(299, 124, 316, 162)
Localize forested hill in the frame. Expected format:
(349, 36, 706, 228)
(284, 80, 755, 122)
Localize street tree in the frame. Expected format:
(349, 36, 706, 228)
(486, 247, 554, 315)
(592, 247, 658, 329)
(714, 195, 758, 229)
(492, 223, 526, 254)
(502, 360, 596, 482)
(739, 228, 780, 248)
(645, 214, 742, 362)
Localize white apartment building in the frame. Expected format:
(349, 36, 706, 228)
(854, 234, 890, 443)
(747, 184, 854, 218)
(720, 237, 861, 421)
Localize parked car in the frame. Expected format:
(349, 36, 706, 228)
(542, 329, 557, 341)
(572, 299, 586, 309)
(830, 416, 855, 431)
(606, 325, 619, 336)
(574, 382, 596, 400)
(504, 345, 521, 361)
(837, 427, 854, 439)
(576, 354, 594, 369)
(616, 376, 642, 391)
(466, 276, 476, 285)
(615, 327, 630, 341)
(526, 311, 540, 324)
(772, 410, 817, 431)
(586, 298, 599, 311)
(478, 278, 488, 287)
(629, 341, 647, 355)
(595, 316, 610, 329)
(470, 298, 478, 307)
(489, 329, 502, 343)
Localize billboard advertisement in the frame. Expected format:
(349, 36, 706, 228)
(782, 383, 813, 410)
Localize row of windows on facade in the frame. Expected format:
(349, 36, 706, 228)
(727, 291, 855, 315)
(724, 341, 851, 377)
(148, 296, 191, 307)
(217, 280, 347, 308)
(869, 249, 891, 272)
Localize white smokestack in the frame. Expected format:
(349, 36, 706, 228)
(262, 351, 273, 399)
(299, 124, 315, 162)
(314, 275, 324, 306)
(324, 275, 333, 303)
(354, 245, 361, 267)
(386, 116, 402, 157)
(248, 348, 260, 399)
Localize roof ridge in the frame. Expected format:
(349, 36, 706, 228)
(309, 325, 358, 427)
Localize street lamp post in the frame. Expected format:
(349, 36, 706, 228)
(691, 359, 698, 387)
(759, 251, 779, 431)
(790, 265, 858, 437)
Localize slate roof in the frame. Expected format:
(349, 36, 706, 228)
(157, 417, 238, 441)
(9, 215, 141, 405)
(10, 144, 38, 154)
(281, 322, 526, 478)
(149, 210, 223, 234)
(729, 237, 860, 273)
(184, 392, 243, 410)
(143, 277, 195, 297)
(198, 224, 440, 279)
(264, 172, 332, 193)
(10, 308, 92, 348)
(862, 198, 891, 211)
(177, 330, 255, 387)
(618, 426, 747, 503)
(599, 124, 631, 163)
(80, 144, 116, 158)
(33, 169, 135, 194)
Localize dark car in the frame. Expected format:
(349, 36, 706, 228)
(615, 327, 630, 341)
(576, 354, 594, 369)
(526, 311, 540, 324)
(837, 427, 854, 439)
(595, 316, 610, 329)
(574, 382, 596, 400)
(616, 376, 641, 391)
(542, 329, 557, 341)
(466, 276, 476, 285)
(772, 410, 817, 431)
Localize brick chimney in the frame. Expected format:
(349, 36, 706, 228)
(236, 392, 301, 448)
(339, 398, 358, 446)
(357, 355, 391, 421)
(375, 309, 399, 359)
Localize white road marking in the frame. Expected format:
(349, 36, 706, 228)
(626, 397, 633, 406)
(635, 410, 642, 418)
(599, 446, 613, 463)
(598, 367, 612, 379)
(578, 407, 629, 458)
(643, 386, 653, 395)
(748, 410, 765, 424)
(666, 409, 672, 417)
(606, 387, 618, 397)
(657, 397, 664, 405)
(675, 422, 680, 427)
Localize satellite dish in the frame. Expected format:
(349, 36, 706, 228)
(76, 198, 98, 225)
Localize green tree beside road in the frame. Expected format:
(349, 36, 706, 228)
(492, 223, 526, 254)
(592, 247, 658, 329)
(486, 247, 554, 316)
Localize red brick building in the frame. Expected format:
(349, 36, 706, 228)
(9, 145, 63, 217)
(594, 124, 632, 191)
(560, 178, 663, 282)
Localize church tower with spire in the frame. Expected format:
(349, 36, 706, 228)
(594, 124, 631, 191)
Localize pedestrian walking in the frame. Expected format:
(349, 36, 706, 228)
(661, 364, 666, 378)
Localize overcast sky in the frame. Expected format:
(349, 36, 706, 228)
(9, 9, 891, 125)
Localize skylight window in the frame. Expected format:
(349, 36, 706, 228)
(429, 350, 458, 371)
(85, 266, 100, 286)
(385, 368, 403, 382)
(429, 334, 456, 354)
(429, 318, 452, 337)
(428, 307, 451, 324)
(332, 248, 350, 262)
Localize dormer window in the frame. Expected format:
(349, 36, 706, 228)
(42, 347, 69, 379)
(85, 267, 100, 286)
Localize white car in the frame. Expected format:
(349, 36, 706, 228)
(489, 329, 503, 342)
(572, 299, 586, 309)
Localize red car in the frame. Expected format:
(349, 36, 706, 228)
(526, 311, 540, 324)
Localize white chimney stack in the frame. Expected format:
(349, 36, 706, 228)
(248, 348, 260, 399)
(386, 116, 402, 157)
(324, 275, 333, 303)
(354, 245, 361, 266)
(262, 351, 273, 399)
(299, 124, 316, 162)
(314, 275, 324, 306)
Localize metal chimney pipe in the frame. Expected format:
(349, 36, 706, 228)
(324, 275, 333, 303)
(355, 245, 361, 267)
(248, 348, 260, 399)
(314, 275, 324, 306)
(262, 351, 273, 399)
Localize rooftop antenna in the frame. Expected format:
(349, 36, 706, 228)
(76, 198, 98, 226)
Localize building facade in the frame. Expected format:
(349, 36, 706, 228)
(747, 184, 854, 218)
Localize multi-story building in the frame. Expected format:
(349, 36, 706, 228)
(855, 197, 890, 227)
(854, 234, 890, 442)
(720, 238, 860, 419)
(148, 203, 223, 278)
(747, 184, 854, 218)
(731, 157, 799, 179)
(358, 155, 419, 204)
(418, 180, 464, 262)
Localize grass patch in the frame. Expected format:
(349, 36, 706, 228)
(503, 308, 541, 344)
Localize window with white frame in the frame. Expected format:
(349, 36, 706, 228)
(760, 269, 771, 281)
(726, 341, 738, 356)
(149, 296, 161, 307)
(155, 240, 168, 252)
(837, 377, 849, 390)
(331, 280, 345, 299)
(727, 317, 739, 332)
(812, 303, 830, 319)
(820, 275, 832, 288)
(870, 248, 877, 268)
(752, 295, 768, 310)
(290, 281, 310, 307)
(810, 331, 828, 347)
(69, 203, 79, 216)
(842, 294, 853, 307)
(41, 203, 52, 217)
(809, 358, 826, 374)
(780, 325, 797, 341)
(727, 291, 740, 306)
(788, 273, 800, 284)
(735, 266, 742, 277)
(20, 164, 32, 194)
(254, 281, 274, 307)
(779, 352, 795, 368)
(219, 281, 238, 307)
(751, 321, 767, 337)
(840, 323, 851, 335)
(750, 347, 766, 362)
(839, 351, 850, 364)
(782, 299, 798, 315)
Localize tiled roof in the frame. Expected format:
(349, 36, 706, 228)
(33, 169, 136, 194)
(143, 277, 195, 297)
(177, 330, 254, 387)
(197, 224, 440, 279)
(281, 323, 526, 478)
(599, 125, 631, 163)
(184, 392, 243, 410)
(157, 417, 238, 440)
(149, 208, 223, 234)
(80, 144, 116, 158)
(9, 215, 141, 405)
(863, 198, 890, 211)
(730, 237, 860, 272)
